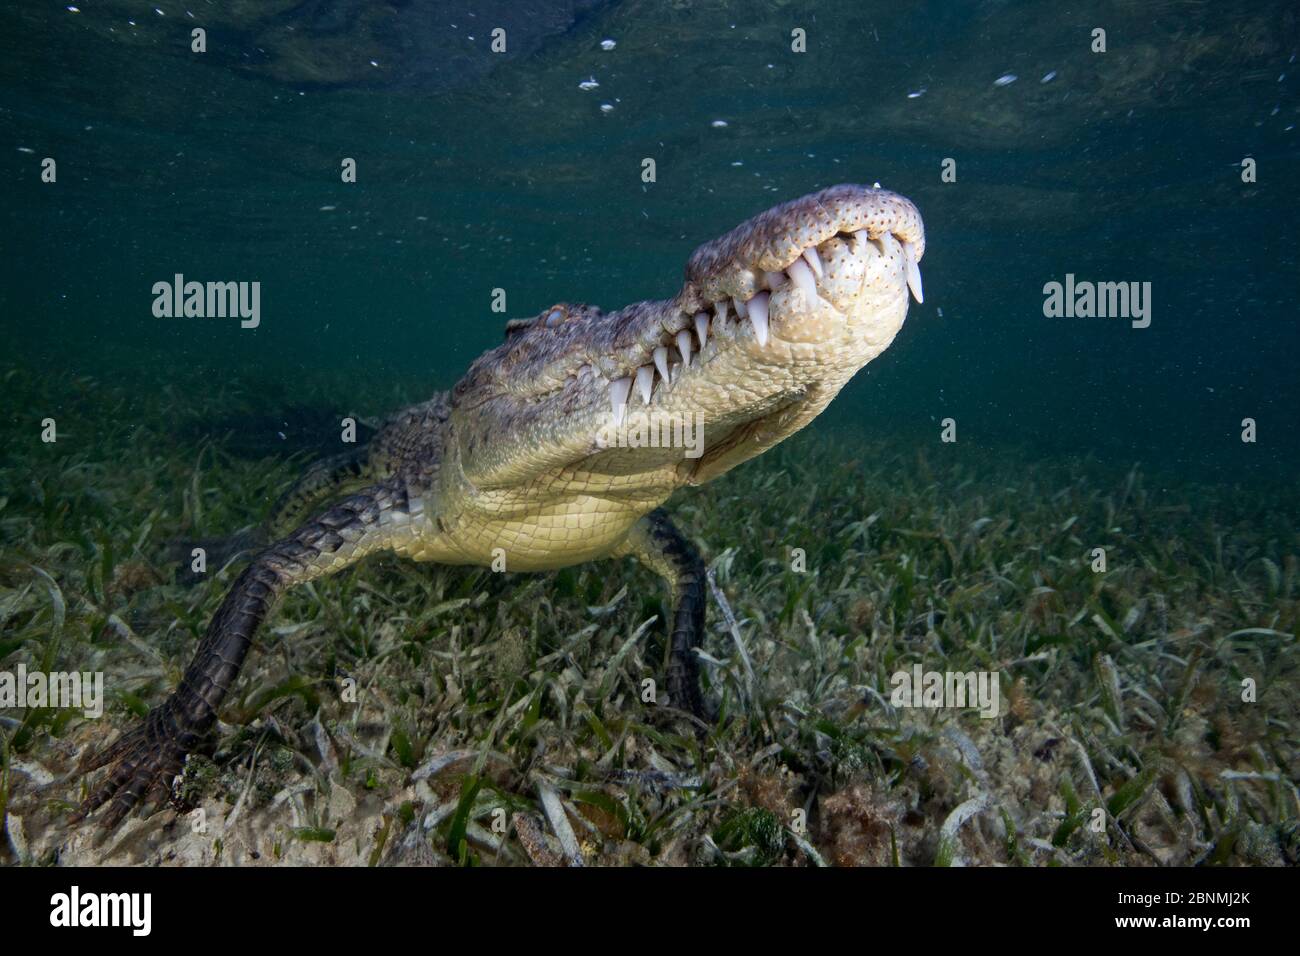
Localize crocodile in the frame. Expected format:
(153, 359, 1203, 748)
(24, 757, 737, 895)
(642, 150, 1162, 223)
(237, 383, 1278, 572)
(74, 183, 926, 828)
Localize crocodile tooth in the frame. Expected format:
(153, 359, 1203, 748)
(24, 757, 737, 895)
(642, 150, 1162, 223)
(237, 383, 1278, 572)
(635, 365, 655, 403)
(748, 291, 770, 347)
(786, 257, 817, 302)
(714, 299, 729, 326)
(676, 329, 693, 368)
(764, 270, 786, 290)
(732, 296, 748, 319)
(609, 377, 631, 426)
(902, 239, 924, 303)
(653, 345, 670, 382)
(694, 312, 709, 348)
(802, 246, 824, 280)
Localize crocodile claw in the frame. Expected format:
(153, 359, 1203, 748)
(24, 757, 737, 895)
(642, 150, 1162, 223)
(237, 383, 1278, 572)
(71, 709, 191, 829)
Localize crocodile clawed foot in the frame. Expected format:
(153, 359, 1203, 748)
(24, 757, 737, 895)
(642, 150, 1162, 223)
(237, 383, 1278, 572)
(71, 710, 191, 830)
(664, 674, 720, 734)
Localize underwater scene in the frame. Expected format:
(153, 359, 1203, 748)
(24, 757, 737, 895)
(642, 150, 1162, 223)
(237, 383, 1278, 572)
(1, 0, 1297, 877)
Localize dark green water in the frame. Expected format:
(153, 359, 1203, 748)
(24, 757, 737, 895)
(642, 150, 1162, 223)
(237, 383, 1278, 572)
(3, 0, 1297, 480)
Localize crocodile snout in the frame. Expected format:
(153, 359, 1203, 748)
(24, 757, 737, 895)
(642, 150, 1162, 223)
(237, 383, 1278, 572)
(602, 184, 925, 422)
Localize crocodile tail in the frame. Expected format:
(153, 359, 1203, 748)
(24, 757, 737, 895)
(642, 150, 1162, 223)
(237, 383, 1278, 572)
(166, 449, 377, 585)
(75, 478, 411, 828)
(266, 448, 375, 539)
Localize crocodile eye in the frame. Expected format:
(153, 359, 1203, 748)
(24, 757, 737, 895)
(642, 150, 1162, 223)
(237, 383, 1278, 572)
(545, 308, 564, 327)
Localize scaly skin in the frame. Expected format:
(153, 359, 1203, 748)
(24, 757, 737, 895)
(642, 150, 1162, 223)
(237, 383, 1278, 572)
(74, 183, 926, 829)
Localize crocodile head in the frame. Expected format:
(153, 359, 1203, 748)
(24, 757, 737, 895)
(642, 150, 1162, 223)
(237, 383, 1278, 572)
(451, 184, 925, 492)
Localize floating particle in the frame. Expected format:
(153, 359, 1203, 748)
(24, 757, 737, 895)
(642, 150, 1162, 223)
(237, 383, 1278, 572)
(599, 103, 614, 113)
(731, 161, 743, 166)
(600, 38, 616, 50)
(319, 205, 336, 211)
(66, 5, 79, 11)
(907, 87, 926, 98)
(578, 77, 599, 91)
(937, 307, 944, 317)
(994, 73, 1017, 86)
(711, 119, 728, 127)
(1040, 71, 1057, 83)
(370, 60, 378, 67)
(17, 147, 34, 153)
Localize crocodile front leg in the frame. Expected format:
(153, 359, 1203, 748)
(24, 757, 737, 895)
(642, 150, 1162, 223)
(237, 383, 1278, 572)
(74, 478, 414, 828)
(617, 508, 712, 721)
